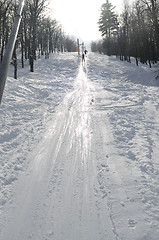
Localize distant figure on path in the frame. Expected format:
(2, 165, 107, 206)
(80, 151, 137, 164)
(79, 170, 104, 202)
(82, 50, 88, 64)
(82, 52, 85, 63)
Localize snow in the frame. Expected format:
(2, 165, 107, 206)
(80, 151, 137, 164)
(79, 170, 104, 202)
(0, 52, 159, 240)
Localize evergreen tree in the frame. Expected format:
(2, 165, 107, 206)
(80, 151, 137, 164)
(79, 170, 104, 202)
(98, 0, 118, 38)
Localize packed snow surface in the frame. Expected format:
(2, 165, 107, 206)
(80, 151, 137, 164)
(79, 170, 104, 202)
(0, 52, 159, 240)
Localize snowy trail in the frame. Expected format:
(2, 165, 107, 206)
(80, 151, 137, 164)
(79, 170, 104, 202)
(1, 53, 159, 240)
(0, 63, 115, 240)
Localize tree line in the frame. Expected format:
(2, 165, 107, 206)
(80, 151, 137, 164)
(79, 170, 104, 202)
(92, 0, 159, 68)
(0, 0, 77, 78)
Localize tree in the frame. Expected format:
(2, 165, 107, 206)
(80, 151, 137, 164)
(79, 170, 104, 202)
(63, 36, 76, 52)
(98, 0, 119, 55)
(0, 0, 12, 62)
(98, 0, 118, 38)
(27, 0, 48, 71)
(97, 0, 159, 67)
(0, 0, 79, 80)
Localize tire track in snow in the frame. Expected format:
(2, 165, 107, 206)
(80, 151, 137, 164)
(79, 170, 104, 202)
(0, 62, 116, 240)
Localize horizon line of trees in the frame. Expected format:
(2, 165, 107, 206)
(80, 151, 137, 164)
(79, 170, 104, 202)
(0, 0, 77, 78)
(91, 0, 159, 68)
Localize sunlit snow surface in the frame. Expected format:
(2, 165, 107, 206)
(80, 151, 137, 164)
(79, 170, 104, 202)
(0, 53, 159, 240)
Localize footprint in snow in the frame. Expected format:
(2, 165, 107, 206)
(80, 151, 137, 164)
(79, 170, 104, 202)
(128, 218, 137, 228)
(90, 99, 94, 105)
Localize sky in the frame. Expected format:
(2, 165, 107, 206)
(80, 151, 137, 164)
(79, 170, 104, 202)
(49, 0, 125, 43)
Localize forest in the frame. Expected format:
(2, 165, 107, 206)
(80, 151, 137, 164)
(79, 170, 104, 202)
(92, 0, 159, 68)
(0, 0, 77, 78)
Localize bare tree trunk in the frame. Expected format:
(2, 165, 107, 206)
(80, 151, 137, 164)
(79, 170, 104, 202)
(13, 45, 17, 79)
(29, 54, 34, 72)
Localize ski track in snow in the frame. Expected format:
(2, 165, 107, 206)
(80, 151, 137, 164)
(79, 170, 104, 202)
(0, 53, 159, 239)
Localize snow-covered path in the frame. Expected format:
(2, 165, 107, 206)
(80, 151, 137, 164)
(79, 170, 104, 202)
(1, 53, 159, 240)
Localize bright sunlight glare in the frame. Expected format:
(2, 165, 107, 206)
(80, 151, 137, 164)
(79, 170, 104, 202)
(49, 0, 124, 42)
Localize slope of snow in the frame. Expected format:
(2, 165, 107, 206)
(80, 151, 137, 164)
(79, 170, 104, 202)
(0, 52, 159, 239)
(0, 53, 79, 207)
